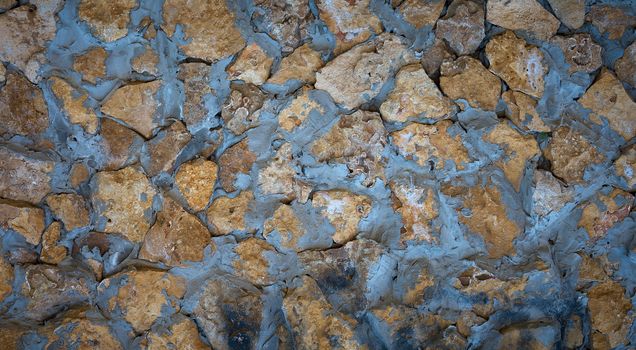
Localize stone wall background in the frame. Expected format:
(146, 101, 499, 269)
(0, 0, 635, 349)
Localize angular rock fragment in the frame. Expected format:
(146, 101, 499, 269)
(101, 80, 162, 139)
(586, 5, 636, 40)
(206, 191, 255, 235)
(0, 63, 5, 84)
(141, 121, 191, 177)
(221, 83, 265, 135)
(178, 63, 213, 129)
(440, 56, 501, 110)
(551, 34, 603, 74)
(99, 117, 144, 171)
(73, 46, 108, 84)
(46, 193, 90, 231)
(531, 170, 574, 218)
(232, 237, 278, 285)
(578, 188, 633, 240)
(486, 0, 560, 41)
(252, 0, 314, 54)
(43, 315, 123, 350)
(263, 204, 308, 252)
(69, 163, 90, 188)
(420, 36, 456, 76)
(227, 43, 273, 85)
(368, 306, 454, 349)
(544, 127, 605, 184)
(501, 90, 549, 132)
(312, 190, 372, 244)
(131, 45, 159, 76)
(436, 0, 485, 56)
(396, 0, 445, 29)
(79, 0, 136, 42)
(266, 43, 323, 86)
(0, 71, 49, 139)
(257, 143, 300, 200)
(390, 180, 439, 244)
(175, 158, 217, 212)
(547, 0, 585, 29)
(40, 221, 67, 264)
(587, 280, 633, 348)
(218, 139, 256, 192)
(51, 77, 98, 133)
(0, 256, 13, 302)
(143, 315, 208, 350)
(614, 144, 635, 190)
(0, 200, 45, 245)
(315, 0, 382, 55)
(0, 146, 54, 204)
(278, 88, 325, 131)
(615, 41, 636, 87)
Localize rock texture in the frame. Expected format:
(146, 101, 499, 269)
(486, 0, 560, 40)
(101, 80, 162, 139)
(440, 56, 501, 110)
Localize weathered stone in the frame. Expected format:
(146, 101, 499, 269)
(614, 144, 635, 190)
(494, 324, 559, 350)
(587, 280, 632, 348)
(564, 315, 584, 349)
(0, 146, 54, 204)
(312, 190, 372, 244)
(258, 143, 299, 200)
(141, 121, 191, 177)
(73, 46, 108, 84)
(101, 80, 162, 139)
(440, 56, 501, 110)
(227, 43, 273, 85)
(368, 306, 454, 349)
(175, 158, 217, 211)
(263, 204, 307, 251)
(586, 5, 636, 40)
(395, 259, 435, 307)
(315, 34, 417, 110)
(131, 46, 159, 76)
(436, 0, 485, 55)
(99, 117, 144, 171)
(206, 191, 255, 235)
(544, 127, 604, 184)
(79, 0, 136, 42)
(178, 63, 213, 129)
(0, 0, 15, 11)
(251, 0, 313, 54)
(579, 69, 636, 141)
(0, 63, 5, 84)
(91, 166, 157, 242)
(391, 120, 471, 170)
(0, 71, 49, 139)
(0, 256, 13, 302)
(98, 269, 185, 332)
(162, 0, 245, 61)
(46, 193, 90, 231)
(0, 0, 63, 82)
(547, 0, 585, 29)
(380, 64, 455, 122)
(390, 180, 438, 244)
(396, 0, 445, 29)
(486, 0, 560, 41)
(69, 163, 90, 188)
(457, 311, 486, 337)
(315, 0, 382, 55)
(218, 139, 256, 192)
(578, 188, 633, 240)
(278, 88, 325, 131)
(40, 222, 67, 264)
(551, 34, 603, 74)
(143, 315, 208, 350)
(615, 41, 636, 87)
(485, 31, 546, 98)
(51, 77, 98, 134)
(45, 316, 122, 350)
(421, 36, 456, 76)
(266, 43, 323, 86)
(0, 201, 45, 245)
(139, 197, 211, 267)
(531, 170, 574, 218)
(221, 83, 265, 135)
(501, 90, 549, 132)
(311, 110, 387, 186)
(232, 237, 277, 285)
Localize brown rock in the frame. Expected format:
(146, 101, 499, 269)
(175, 158, 217, 212)
(312, 190, 372, 244)
(139, 197, 211, 267)
(547, 0, 585, 29)
(99, 117, 144, 171)
(267, 43, 323, 86)
(91, 166, 157, 242)
(586, 5, 636, 40)
(551, 34, 603, 74)
(131, 46, 159, 76)
(0, 255, 13, 302)
(278, 88, 325, 131)
(564, 315, 584, 349)
(440, 56, 501, 110)
(316, 0, 382, 55)
(485, 31, 546, 99)
(263, 204, 307, 251)
(486, 0, 560, 41)
(0, 146, 54, 204)
(218, 139, 256, 192)
(46, 193, 90, 231)
(79, 0, 136, 42)
(233, 237, 277, 285)
(0, 0, 15, 11)
(51, 77, 98, 133)
(178, 63, 213, 128)
(252, 0, 314, 54)
(206, 191, 254, 235)
(69, 162, 90, 188)
(257, 143, 299, 200)
(0, 200, 45, 245)
(579, 69, 636, 141)
(368, 306, 454, 349)
(380, 64, 455, 122)
(531, 170, 574, 218)
(0, 63, 5, 84)
(578, 188, 633, 240)
(162, 0, 245, 61)
(73, 46, 108, 83)
(587, 280, 632, 348)
(311, 110, 387, 186)
(101, 80, 162, 139)
(456, 311, 486, 337)
(420, 36, 456, 76)
(501, 90, 549, 132)
(545, 127, 604, 184)
(45, 316, 122, 350)
(227, 43, 273, 85)
(614, 144, 635, 190)
(144, 315, 208, 350)
(0, 71, 49, 139)
(315, 34, 417, 110)
(396, 0, 445, 29)
(142, 121, 191, 177)
(496, 324, 559, 350)
(40, 222, 67, 264)
(615, 41, 636, 87)
(436, 0, 485, 56)
(390, 181, 438, 244)
(221, 82, 265, 135)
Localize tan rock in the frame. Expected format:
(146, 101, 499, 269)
(99, 117, 144, 171)
(278, 88, 325, 131)
(0, 256, 13, 302)
(91, 166, 157, 242)
(579, 70, 636, 140)
(502, 90, 549, 132)
(45, 317, 122, 350)
(142, 121, 191, 177)
(578, 188, 633, 240)
(79, 0, 136, 42)
(391, 120, 471, 170)
(315, 33, 417, 110)
(436, 0, 485, 55)
(139, 197, 211, 267)
(69, 163, 90, 188)
(586, 5, 636, 40)
(397, 0, 445, 29)
(544, 127, 604, 184)
(131, 46, 159, 76)
(315, 0, 382, 55)
(0, 201, 45, 245)
(51, 77, 98, 133)
(369, 306, 453, 348)
(218, 139, 256, 192)
(380, 64, 455, 122)
(0, 0, 15, 11)
(263, 204, 306, 251)
(390, 181, 438, 244)
(46, 193, 90, 231)
(456, 311, 486, 337)
(312, 190, 372, 244)
(233, 237, 277, 285)
(0, 146, 54, 204)
(0, 63, 5, 84)
(0, 71, 49, 139)
(531, 170, 574, 218)
(39, 222, 67, 264)
(615, 41, 636, 87)
(175, 158, 217, 211)
(162, 0, 245, 61)
(564, 315, 584, 349)
(485, 31, 546, 99)
(258, 143, 300, 199)
(587, 280, 632, 348)
(551, 34, 603, 74)
(73, 46, 108, 83)
(486, 0, 560, 41)
(311, 110, 387, 186)
(221, 82, 265, 135)
(178, 63, 213, 128)
(421, 36, 456, 76)
(440, 56, 501, 110)
(101, 80, 162, 138)
(144, 316, 208, 350)
(252, 0, 313, 54)
(614, 144, 635, 190)
(497, 324, 558, 350)
(206, 191, 254, 235)
(547, 0, 585, 29)
(267, 43, 323, 86)
(227, 43, 273, 85)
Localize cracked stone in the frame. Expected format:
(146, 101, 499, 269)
(101, 80, 162, 139)
(99, 117, 144, 171)
(79, 0, 136, 42)
(615, 41, 636, 87)
(436, 0, 485, 56)
(578, 188, 633, 240)
(0, 146, 54, 204)
(252, 0, 314, 54)
(221, 82, 265, 135)
(131, 46, 159, 76)
(501, 90, 549, 132)
(614, 144, 635, 190)
(227, 43, 273, 85)
(587, 280, 632, 348)
(421, 36, 456, 76)
(44, 316, 122, 350)
(258, 143, 301, 200)
(0, 200, 45, 245)
(390, 180, 439, 244)
(396, 0, 445, 29)
(218, 139, 256, 192)
(141, 120, 191, 177)
(531, 170, 574, 218)
(178, 63, 213, 129)
(51, 77, 98, 134)
(232, 237, 277, 285)
(143, 315, 209, 350)
(586, 5, 636, 40)
(175, 158, 217, 212)
(312, 190, 372, 244)
(267, 43, 323, 86)
(544, 126, 605, 184)
(0, 71, 49, 140)
(206, 191, 255, 235)
(440, 56, 501, 110)
(278, 88, 325, 131)
(73, 46, 108, 84)
(45, 193, 90, 231)
(315, 0, 382, 55)
(486, 0, 560, 41)
(547, 0, 585, 29)
(39, 222, 67, 265)
(551, 34, 603, 74)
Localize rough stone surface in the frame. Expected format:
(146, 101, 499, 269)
(221, 82, 265, 135)
(218, 139, 257, 192)
(278, 88, 325, 131)
(436, 0, 485, 56)
(175, 158, 217, 211)
(51, 77, 98, 133)
(45, 193, 90, 231)
(390, 180, 438, 244)
(78, 0, 136, 42)
(551, 34, 603, 74)
(440, 56, 501, 110)
(206, 191, 255, 235)
(0, 201, 45, 245)
(144, 315, 208, 350)
(0, 146, 54, 204)
(578, 188, 633, 240)
(421, 36, 456, 76)
(40, 221, 67, 264)
(614, 144, 635, 190)
(501, 90, 549, 132)
(312, 190, 372, 244)
(178, 63, 213, 129)
(0, 71, 49, 140)
(544, 127, 604, 184)
(99, 117, 144, 171)
(486, 0, 560, 41)
(587, 280, 633, 348)
(396, 0, 445, 29)
(101, 80, 162, 139)
(227, 43, 273, 85)
(73, 46, 108, 84)
(615, 41, 636, 87)
(547, 0, 585, 29)
(586, 5, 636, 40)
(532, 170, 574, 218)
(267, 43, 323, 86)
(252, 0, 314, 54)
(141, 120, 191, 177)
(131, 45, 159, 76)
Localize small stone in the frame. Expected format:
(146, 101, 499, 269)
(315, 33, 417, 110)
(258, 143, 299, 200)
(99, 117, 144, 171)
(0, 71, 49, 139)
(614, 144, 635, 190)
(544, 127, 605, 184)
(162, 0, 245, 61)
(486, 0, 560, 41)
(232, 237, 277, 285)
(263, 204, 306, 251)
(221, 82, 265, 135)
(587, 280, 632, 348)
(380, 64, 455, 122)
(141, 121, 191, 177)
(218, 139, 256, 192)
(311, 110, 387, 186)
(227, 43, 273, 85)
(69, 162, 90, 188)
(312, 190, 372, 244)
(175, 158, 217, 212)
(579, 69, 636, 141)
(0, 201, 44, 245)
(131, 46, 159, 76)
(278, 88, 325, 131)
(79, 0, 136, 42)
(144, 315, 208, 350)
(391, 120, 471, 170)
(440, 56, 501, 110)
(578, 188, 633, 240)
(206, 191, 255, 235)
(551, 34, 603, 74)
(101, 80, 162, 139)
(485, 31, 546, 99)
(315, 0, 382, 55)
(139, 197, 211, 267)
(0, 256, 13, 302)
(0, 146, 54, 204)
(615, 41, 636, 87)
(586, 5, 636, 40)
(396, 0, 445, 29)
(91, 166, 157, 242)
(531, 170, 574, 218)
(420, 36, 456, 76)
(44, 317, 122, 350)
(436, 0, 485, 55)
(252, 0, 314, 54)
(178, 63, 213, 129)
(266, 43, 323, 86)
(45, 193, 90, 231)
(73, 46, 108, 84)
(390, 180, 438, 244)
(40, 222, 67, 264)
(547, 0, 585, 29)
(501, 90, 549, 132)
(51, 77, 98, 133)
(0, 63, 5, 84)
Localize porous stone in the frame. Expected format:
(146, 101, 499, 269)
(218, 139, 256, 192)
(221, 82, 265, 135)
(544, 127, 604, 184)
(486, 0, 560, 41)
(547, 0, 585, 29)
(501, 90, 549, 132)
(44, 316, 122, 350)
(0, 146, 54, 204)
(51, 77, 98, 133)
(45, 193, 90, 231)
(396, 0, 445, 29)
(227, 43, 273, 85)
(390, 180, 438, 244)
(436, 0, 485, 55)
(252, 0, 314, 54)
(206, 191, 255, 235)
(266, 43, 323, 86)
(586, 5, 636, 40)
(587, 280, 632, 348)
(232, 237, 277, 285)
(99, 117, 144, 171)
(278, 88, 325, 131)
(40, 222, 67, 264)
(175, 158, 217, 211)
(257, 143, 300, 200)
(551, 34, 603, 74)
(162, 0, 245, 61)
(0, 201, 45, 245)
(368, 306, 454, 349)
(315, 0, 382, 55)
(79, 0, 136, 42)
(178, 63, 213, 128)
(578, 188, 633, 240)
(263, 204, 307, 251)
(440, 56, 501, 110)
(0, 71, 49, 139)
(143, 315, 208, 350)
(312, 190, 372, 244)
(615, 41, 636, 87)
(73, 46, 108, 84)
(531, 170, 574, 218)
(485, 31, 546, 98)
(101, 80, 162, 139)
(141, 121, 191, 177)
(614, 144, 635, 190)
